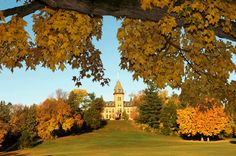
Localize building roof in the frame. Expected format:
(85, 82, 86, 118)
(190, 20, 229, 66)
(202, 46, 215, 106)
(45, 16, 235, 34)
(105, 101, 115, 107)
(124, 101, 133, 107)
(114, 80, 124, 94)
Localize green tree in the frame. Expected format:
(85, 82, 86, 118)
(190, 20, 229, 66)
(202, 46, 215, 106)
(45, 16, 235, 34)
(160, 102, 177, 135)
(122, 111, 129, 120)
(67, 89, 88, 114)
(83, 97, 105, 129)
(83, 108, 102, 130)
(138, 83, 162, 128)
(91, 97, 105, 112)
(0, 101, 11, 123)
(0, 101, 11, 149)
(18, 105, 38, 148)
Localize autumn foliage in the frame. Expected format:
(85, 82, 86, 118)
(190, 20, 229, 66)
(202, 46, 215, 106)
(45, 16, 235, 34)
(177, 98, 232, 140)
(37, 99, 83, 140)
(0, 88, 108, 150)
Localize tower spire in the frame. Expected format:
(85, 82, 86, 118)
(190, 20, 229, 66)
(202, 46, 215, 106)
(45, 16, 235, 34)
(114, 80, 124, 94)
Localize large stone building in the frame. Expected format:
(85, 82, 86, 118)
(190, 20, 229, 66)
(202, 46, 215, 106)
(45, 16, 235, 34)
(101, 80, 137, 120)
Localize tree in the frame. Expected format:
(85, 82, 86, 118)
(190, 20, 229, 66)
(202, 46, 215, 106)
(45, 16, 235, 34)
(0, 0, 235, 97)
(55, 89, 68, 101)
(0, 122, 9, 149)
(17, 105, 39, 148)
(177, 98, 232, 141)
(0, 103, 40, 150)
(138, 83, 162, 128)
(160, 102, 177, 135)
(83, 108, 102, 130)
(122, 111, 128, 120)
(67, 89, 88, 113)
(130, 92, 145, 120)
(0, 101, 11, 123)
(36, 99, 83, 140)
(83, 97, 105, 129)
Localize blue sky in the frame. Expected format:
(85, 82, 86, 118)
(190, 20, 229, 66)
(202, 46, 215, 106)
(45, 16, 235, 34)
(0, 1, 151, 105)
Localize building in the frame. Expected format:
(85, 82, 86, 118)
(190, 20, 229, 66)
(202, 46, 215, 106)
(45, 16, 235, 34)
(101, 80, 137, 120)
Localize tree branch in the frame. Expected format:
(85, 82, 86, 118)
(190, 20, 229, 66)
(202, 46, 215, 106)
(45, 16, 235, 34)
(1, 0, 236, 42)
(1, 1, 45, 18)
(38, 0, 236, 42)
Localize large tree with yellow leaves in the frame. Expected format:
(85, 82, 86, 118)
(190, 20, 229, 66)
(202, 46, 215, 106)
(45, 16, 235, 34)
(1, 0, 236, 103)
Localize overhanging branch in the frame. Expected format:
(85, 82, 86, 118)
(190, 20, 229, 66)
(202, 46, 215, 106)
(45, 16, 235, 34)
(1, 1, 45, 18)
(1, 0, 236, 42)
(38, 0, 236, 42)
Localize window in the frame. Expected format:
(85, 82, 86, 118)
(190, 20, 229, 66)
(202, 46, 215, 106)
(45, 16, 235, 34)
(117, 97, 121, 101)
(112, 109, 114, 113)
(109, 109, 111, 113)
(106, 114, 108, 119)
(106, 109, 108, 113)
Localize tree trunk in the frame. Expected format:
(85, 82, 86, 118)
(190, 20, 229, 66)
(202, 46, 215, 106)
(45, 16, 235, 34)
(201, 136, 204, 141)
(207, 137, 210, 142)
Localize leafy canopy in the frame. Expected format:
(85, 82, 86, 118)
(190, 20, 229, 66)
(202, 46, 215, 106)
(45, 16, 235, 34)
(0, 0, 236, 96)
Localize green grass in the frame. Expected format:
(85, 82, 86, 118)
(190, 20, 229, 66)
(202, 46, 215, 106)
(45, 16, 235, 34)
(1, 120, 236, 156)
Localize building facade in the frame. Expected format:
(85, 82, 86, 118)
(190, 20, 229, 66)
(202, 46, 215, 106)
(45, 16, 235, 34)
(101, 80, 137, 120)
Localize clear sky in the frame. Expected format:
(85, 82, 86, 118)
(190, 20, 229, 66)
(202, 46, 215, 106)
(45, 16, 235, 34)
(0, 1, 152, 105)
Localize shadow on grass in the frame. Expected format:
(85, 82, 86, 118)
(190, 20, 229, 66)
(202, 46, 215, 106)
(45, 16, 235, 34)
(230, 140, 236, 144)
(76, 120, 108, 135)
(1, 120, 108, 154)
(1, 140, 43, 153)
(0, 152, 29, 156)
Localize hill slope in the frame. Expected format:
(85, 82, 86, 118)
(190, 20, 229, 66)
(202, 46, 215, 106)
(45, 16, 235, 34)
(1, 120, 236, 156)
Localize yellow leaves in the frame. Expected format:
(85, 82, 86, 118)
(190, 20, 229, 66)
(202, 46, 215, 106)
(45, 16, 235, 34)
(117, 28, 126, 40)
(72, 89, 88, 99)
(222, 21, 232, 33)
(190, 1, 205, 12)
(203, 29, 215, 43)
(62, 118, 74, 131)
(206, 13, 220, 25)
(37, 99, 74, 140)
(30, 8, 108, 86)
(177, 99, 232, 138)
(140, 0, 171, 10)
(159, 16, 177, 35)
(0, 16, 30, 70)
(118, 17, 184, 88)
(171, 6, 183, 14)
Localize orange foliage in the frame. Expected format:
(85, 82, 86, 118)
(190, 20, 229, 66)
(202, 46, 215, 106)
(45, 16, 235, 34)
(177, 98, 232, 139)
(37, 99, 83, 140)
(0, 122, 9, 147)
(131, 93, 145, 120)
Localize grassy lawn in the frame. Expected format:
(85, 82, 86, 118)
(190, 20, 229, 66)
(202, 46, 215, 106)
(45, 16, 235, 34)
(1, 120, 236, 156)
